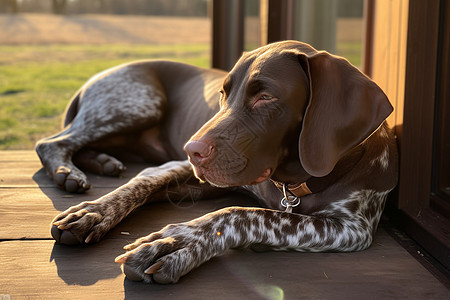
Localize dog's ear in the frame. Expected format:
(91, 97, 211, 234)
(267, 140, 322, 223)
(297, 51, 392, 177)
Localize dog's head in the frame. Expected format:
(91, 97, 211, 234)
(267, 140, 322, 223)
(184, 41, 392, 187)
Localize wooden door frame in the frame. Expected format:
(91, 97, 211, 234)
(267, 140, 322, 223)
(370, 0, 450, 270)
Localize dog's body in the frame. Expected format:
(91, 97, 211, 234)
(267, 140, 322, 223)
(36, 41, 398, 284)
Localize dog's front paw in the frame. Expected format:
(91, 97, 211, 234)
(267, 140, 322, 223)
(51, 200, 115, 245)
(115, 223, 223, 284)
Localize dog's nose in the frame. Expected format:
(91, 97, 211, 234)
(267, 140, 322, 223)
(184, 140, 214, 166)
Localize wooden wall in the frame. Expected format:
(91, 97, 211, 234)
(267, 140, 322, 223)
(369, 0, 409, 132)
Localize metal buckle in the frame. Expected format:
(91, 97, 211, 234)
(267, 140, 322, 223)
(281, 184, 301, 213)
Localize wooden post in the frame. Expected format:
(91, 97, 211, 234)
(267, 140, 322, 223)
(212, 0, 244, 71)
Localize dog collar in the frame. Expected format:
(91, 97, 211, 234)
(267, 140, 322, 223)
(271, 145, 365, 213)
(272, 164, 356, 212)
(272, 180, 312, 198)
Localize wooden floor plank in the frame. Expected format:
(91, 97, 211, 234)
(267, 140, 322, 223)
(1, 228, 449, 299)
(0, 153, 151, 188)
(0, 150, 40, 162)
(0, 151, 155, 239)
(0, 187, 116, 239)
(0, 150, 448, 299)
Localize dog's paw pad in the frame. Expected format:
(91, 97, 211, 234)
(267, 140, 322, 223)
(64, 179, 80, 193)
(96, 153, 125, 176)
(55, 166, 70, 186)
(51, 225, 82, 245)
(122, 264, 144, 282)
(54, 166, 91, 193)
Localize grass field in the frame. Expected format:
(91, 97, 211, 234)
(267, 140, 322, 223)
(0, 43, 210, 149)
(0, 13, 362, 150)
(0, 13, 211, 149)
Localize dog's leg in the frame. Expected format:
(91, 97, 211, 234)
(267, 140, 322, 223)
(51, 160, 223, 245)
(116, 190, 388, 283)
(36, 65, 167, 192)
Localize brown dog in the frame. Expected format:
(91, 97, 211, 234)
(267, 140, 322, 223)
(36, 41, 398, 283)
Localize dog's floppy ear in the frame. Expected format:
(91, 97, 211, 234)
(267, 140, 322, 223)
(297, 51, 393, 177)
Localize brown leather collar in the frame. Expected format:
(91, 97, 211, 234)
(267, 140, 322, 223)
(271, 180, 313, 198)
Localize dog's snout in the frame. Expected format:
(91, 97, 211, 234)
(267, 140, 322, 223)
(184, 140, 214, 166)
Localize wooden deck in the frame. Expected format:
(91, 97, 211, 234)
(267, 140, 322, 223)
(0, 150, 448, 299)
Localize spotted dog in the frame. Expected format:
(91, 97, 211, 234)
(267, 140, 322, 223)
(36, 41, 398, 284)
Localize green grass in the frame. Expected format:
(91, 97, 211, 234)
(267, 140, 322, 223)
(0, 44, 210, 149)
(336, 41, 363, 68)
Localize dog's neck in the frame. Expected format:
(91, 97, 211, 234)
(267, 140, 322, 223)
(271, 127, 310, 184)
(271, 157, 311, 185)
(272, 142, 366, 196)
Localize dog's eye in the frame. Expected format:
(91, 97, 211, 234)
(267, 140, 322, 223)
(259, 94, 273, 101)
(251, 94, 276, 108)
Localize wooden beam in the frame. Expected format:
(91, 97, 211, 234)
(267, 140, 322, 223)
(212, 0, 244, 71)
(266, 0, 294, 43)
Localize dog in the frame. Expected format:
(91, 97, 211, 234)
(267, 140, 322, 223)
(36, 41, 398, 284)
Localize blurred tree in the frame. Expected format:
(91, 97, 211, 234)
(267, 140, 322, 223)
(52, 0, 67, 14)
(337, 0, 363, 18)
(0, 0, 19, 13)
(0, 0, 209, 16)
